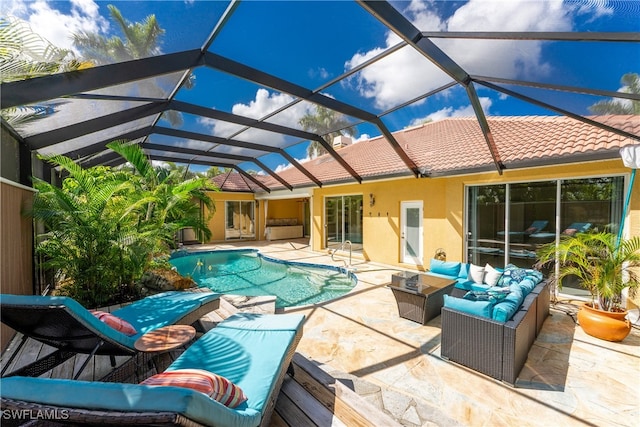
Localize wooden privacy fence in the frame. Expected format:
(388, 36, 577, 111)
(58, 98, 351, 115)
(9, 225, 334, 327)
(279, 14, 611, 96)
(1, 178, 35, 351)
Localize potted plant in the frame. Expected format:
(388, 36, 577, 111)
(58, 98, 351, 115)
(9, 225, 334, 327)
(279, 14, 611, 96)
(536, 231, 640, 341)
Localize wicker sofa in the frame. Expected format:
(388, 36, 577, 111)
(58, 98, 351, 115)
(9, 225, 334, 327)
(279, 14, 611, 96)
(438, 264, 550, 385)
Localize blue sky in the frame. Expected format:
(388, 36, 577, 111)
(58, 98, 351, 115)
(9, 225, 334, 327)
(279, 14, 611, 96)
(4, 0, 639, 173)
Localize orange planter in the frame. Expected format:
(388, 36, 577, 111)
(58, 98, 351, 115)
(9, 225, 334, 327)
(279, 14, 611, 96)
(577, 303, 631, 342)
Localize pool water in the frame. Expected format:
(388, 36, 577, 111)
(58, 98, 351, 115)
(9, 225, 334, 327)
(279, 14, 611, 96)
(169, 249, 356, 308)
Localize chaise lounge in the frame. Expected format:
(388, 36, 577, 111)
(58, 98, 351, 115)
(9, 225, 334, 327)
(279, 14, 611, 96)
(0, 290, 221, 379)
(0, 312, 305, 427)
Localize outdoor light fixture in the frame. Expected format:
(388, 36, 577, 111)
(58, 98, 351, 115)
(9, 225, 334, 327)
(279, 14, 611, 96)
(369, 193, 375, 207)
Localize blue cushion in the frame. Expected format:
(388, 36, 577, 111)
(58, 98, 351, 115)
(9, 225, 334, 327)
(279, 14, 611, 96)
(0, 376, 258, 427)
(443, 294, 494, 319)
(169, 313, 305, 414)
(458, 263, 470, 279)
(492, 287, 524, 322)
(429, 259, 461, 277)
(516, 278, 536, 295)
(113, 291, 221, 335)
(455, 280, 491, 293)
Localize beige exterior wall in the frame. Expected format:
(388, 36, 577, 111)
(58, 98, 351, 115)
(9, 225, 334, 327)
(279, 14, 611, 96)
(266, 199, 303, 225)
(310, 159, 638, 269)
(202, 159, 638, 270)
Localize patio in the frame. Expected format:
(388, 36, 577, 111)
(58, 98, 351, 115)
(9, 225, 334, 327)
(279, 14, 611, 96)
(1, 238, 639, 426)
(212, 239, 640, 427)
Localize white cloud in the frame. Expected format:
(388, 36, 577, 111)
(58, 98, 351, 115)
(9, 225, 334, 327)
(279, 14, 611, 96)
(408, 97, 493, 126)
(199, 88, 315, 145)
(5, 0, 109, 53)
(273, 154, 311, 173)
(345, 0, 580, 110)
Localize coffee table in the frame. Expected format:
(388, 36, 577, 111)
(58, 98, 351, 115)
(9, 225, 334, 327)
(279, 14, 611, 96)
(389, 273, 456, 324)
(135, 324, 196, 373)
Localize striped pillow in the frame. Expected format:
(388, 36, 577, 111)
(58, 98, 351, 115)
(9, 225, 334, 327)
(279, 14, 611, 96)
(90, 310, 137, 335)
(141, 369, 248, 408)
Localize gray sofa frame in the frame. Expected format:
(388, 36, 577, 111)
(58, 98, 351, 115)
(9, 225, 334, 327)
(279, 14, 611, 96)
(440, 280, 550, 385)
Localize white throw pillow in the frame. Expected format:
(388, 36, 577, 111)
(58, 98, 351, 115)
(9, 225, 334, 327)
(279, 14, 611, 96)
(468, 264, 485, 284)
(484, 263, 502, 286)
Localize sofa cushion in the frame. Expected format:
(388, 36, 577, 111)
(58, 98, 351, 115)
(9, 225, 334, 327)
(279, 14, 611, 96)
(429, 258, 461, 277)
(483, 264, 503, 286)
(492, 287, 524, 322)
(468, 264, 485, 284)
(464, 287, 510, 303)
(455, 279, 491, 293)
(458, 263, 470, 280)
(443, 294, 494, 319)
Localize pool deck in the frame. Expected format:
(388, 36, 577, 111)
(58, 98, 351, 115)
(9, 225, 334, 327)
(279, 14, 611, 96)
(198, 238, 640, 427)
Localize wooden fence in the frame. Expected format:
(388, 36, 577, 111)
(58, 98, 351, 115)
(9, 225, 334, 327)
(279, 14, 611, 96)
(1, 179, 34, 351)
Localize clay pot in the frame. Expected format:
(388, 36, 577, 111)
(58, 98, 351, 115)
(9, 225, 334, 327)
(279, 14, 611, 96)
(577, 303, 631, 342)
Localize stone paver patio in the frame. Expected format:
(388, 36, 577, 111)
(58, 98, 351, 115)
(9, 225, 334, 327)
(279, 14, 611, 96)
(202, 239, 640, 427)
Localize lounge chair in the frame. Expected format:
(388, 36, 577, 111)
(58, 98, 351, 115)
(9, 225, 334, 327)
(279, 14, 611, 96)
(529, 222, 592, 240)
(497, 220, 548, 239)
(0, 312, 305, 427)
(0, 290, 220, 379)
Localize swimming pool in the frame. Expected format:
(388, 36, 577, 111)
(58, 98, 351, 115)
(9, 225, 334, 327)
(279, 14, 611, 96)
(169, 249, 357, 308)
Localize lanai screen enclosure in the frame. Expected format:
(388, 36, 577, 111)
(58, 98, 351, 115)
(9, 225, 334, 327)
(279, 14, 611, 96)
(2, 0, 639, 190)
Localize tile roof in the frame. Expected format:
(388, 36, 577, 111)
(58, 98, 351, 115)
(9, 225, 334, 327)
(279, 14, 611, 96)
(213, 115, 640, 193)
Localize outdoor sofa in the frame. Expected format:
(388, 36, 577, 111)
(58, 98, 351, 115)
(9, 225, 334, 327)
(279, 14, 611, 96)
(424, 259, 550, 385)
(0, 290, 221, 379)
(0, 312, 305, 427)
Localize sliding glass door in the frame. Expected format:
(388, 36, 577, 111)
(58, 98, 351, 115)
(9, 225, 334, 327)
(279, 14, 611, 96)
(324, 195, 363, 251)
(225, 201, 255, 240)
(467, 176, 624, 276)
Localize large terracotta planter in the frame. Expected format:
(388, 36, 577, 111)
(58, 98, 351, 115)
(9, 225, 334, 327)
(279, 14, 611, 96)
(577, 303, 631, 342)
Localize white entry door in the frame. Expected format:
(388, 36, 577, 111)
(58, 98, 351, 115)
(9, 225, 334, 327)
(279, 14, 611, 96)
(401, 201, 423, 265)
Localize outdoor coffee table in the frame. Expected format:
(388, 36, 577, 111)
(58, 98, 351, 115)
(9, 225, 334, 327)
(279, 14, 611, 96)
(134, 324, 196, 373)
(389, 272, 457, 324)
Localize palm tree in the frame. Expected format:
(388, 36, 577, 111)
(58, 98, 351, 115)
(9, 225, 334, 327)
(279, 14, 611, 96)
(72, 5, 193, 126)
(28, 141, 216, 307)
(0, 17, 92, 129)
(107, 141, 216, 245)
(589, 73, 640, 115)
(299, 105, 357, 158)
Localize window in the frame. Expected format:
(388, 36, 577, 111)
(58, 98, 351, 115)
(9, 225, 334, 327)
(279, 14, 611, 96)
(466, 176, 624, 277)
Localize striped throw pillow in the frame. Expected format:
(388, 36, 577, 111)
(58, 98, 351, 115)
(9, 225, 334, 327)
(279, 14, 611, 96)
(141, 369, 248, 408)
(90, 310, 137, 335)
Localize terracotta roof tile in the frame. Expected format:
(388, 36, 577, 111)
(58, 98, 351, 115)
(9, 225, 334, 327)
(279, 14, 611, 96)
(236, 115, 640, 191)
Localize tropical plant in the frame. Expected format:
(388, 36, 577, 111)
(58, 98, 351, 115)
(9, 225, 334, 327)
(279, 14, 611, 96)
(72, 4, 193, 126)
(27, 142, 216, 307)
(299, 105, 357, 158)
(536, 232, 640, 312)
(0, 17, 92, 128)
(588, 72, 640, 115)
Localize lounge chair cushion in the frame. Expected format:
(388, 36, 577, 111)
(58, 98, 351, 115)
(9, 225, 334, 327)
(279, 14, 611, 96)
(0, 376, 250, 427)
(168, 313, 305, 415)
(90, 310, 137, 335)
(112, 291, 220, 335)
(141, 369, 247, 408)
